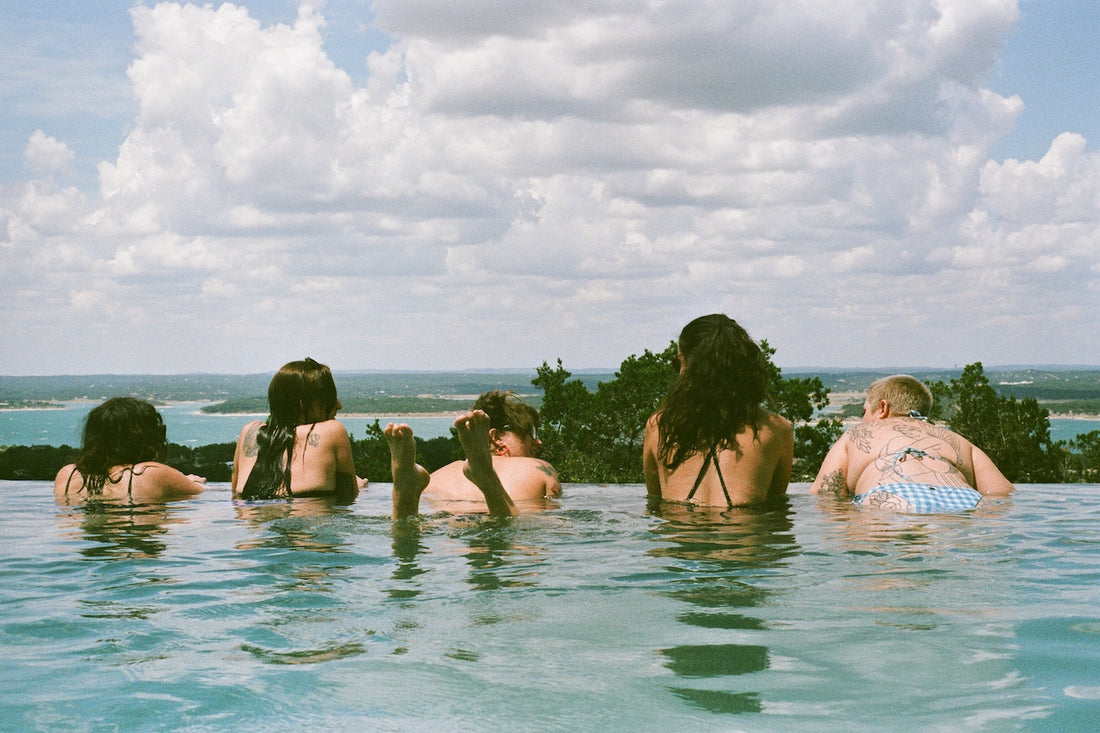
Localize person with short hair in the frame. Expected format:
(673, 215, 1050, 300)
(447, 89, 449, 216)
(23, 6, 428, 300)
(643, 314, 793, 509)
(385, 390, 561, 519)
(811, 374, 1014, 511)
(232, 358, 366, 503)
(55, 397, 206, 504)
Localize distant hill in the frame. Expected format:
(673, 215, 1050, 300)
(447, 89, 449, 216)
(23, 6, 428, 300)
(3, 368, 1100, 413)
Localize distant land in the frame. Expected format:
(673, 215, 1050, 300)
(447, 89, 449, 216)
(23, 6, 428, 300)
(3, 367, 1100, 416)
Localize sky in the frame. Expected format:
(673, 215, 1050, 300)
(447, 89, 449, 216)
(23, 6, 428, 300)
(1, 0, 1098, 375)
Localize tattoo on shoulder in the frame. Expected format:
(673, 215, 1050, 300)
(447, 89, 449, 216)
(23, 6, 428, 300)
(536, 462, 557, 478)
(307, 431, 321, 447)
(243, 424, 260, 457)
(819, 469, 848, 497)
(847, 424, 873, 453)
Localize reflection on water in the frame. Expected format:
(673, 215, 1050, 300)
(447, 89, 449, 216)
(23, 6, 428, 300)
(56, 502, 184, 560)
(232, 498, 356, 553)
(648, 500, 797, 715)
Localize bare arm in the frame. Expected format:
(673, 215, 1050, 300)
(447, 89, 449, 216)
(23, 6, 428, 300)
(537, 460, 562, 498)
(231, 421, 261, 496)
(971, 445, 1015, 496)
(331, 423, 361, 504)
(642, 416, 663, 507)
(810, 435, 852, 497)
(767, 418, 794, 501)
(139, 463, 206, 502)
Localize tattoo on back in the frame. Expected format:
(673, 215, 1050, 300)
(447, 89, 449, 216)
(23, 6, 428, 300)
(847, 425, 873, 453)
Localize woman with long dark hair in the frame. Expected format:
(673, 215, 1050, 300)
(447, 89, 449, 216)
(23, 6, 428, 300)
(232, 358, 365, 503)
(643, 314, 793, 508)
(54, 397, 206, 504)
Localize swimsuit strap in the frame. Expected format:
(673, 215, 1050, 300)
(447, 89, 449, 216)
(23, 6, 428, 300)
(686, 446, 734, 507)
(64, 465, 80, 496)
(891, 446, 932, 478)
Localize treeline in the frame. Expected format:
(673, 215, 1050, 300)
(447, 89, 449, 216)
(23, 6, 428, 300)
(4, 348, 1100, 484)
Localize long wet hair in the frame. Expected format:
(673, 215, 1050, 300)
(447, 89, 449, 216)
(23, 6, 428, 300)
(240, 358, 339, 500)
(74, 397, 168, 494)
(656, 314, 768, 470)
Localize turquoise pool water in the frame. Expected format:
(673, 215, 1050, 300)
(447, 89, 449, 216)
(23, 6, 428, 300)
(3, 481, 1100, 731)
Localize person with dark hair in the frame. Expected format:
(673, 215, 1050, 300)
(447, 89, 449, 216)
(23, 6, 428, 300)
(232, 358, 366, 503)
(54, 397, 206, 504)
(384, 390, 560, 519)
(643, 314, 793, 509)
(811, 374, 1014, 512)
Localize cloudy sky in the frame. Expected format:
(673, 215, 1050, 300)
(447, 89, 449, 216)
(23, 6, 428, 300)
(2, 0, 1098, 375)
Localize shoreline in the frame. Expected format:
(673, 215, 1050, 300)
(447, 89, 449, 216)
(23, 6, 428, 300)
(3, 400, 1100, 422)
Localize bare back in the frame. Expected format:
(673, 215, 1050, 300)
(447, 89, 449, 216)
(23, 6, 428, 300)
(424, 456, 561, 506)
(54, 462, 204, 504)
(232, 419, 359, 499)
(643, 408, 793, 508)
(812, 417, 1014, 497)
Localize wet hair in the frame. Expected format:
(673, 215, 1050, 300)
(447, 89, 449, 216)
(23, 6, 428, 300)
(656, 314, 768, 470)
(241, 358, 339, 500)
(867, 375, 932, 417)
(74, 397, 168, 495)
(473, 390, 539, 440)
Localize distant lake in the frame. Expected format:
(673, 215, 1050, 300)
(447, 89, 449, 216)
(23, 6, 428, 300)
(0, 402, 458, 448)
(2, 401, 1099, 449)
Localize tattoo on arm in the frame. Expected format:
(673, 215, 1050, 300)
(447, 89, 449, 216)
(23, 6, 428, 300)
(819, 469, 848, 497)
(243, 424, 260, 457)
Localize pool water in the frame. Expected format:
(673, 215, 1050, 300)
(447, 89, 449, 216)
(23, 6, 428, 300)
(3, 481, 1100, 731)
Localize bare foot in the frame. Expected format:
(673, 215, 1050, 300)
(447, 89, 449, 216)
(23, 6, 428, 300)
(454, 411, 518, 517)
(384, 423, 430, 519)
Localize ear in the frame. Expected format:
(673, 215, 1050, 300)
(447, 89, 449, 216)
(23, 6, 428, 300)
(871, 399, 891, 419)
(488, 428, 509, 456)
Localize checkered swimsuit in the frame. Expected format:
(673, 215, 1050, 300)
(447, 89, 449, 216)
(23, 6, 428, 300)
(855, 482, 982, 513)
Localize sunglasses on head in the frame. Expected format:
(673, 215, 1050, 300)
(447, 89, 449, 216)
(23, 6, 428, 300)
(501, 424, 538, 441)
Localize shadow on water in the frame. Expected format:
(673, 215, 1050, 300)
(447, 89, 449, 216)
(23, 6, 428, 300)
(648, 499, 799, 715)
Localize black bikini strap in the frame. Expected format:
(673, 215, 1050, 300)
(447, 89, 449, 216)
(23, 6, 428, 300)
(685, 450, 712, 502)
(64, 465, 80, 496)
(686, 447, 734, 507)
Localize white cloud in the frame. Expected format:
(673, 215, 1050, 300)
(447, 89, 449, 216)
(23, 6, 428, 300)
(1, 0, 1098, 373)
(24, 130, 75, 175)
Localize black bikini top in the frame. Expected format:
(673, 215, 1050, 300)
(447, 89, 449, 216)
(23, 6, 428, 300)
(685, 446, 733, 508)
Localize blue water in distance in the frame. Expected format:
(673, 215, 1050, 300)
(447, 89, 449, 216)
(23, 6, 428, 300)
(3, 403, 1098, 448)
(0, 402, 457, 447)
(3, 481, 1100, 731)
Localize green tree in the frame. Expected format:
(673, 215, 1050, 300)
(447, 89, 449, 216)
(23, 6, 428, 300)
(534, 346, 677, 482)
(1067, 431, 1100, 482)
(534, 339, 836, 483)
(350, 420, 462, 485)
(942, 362, 1063, 482)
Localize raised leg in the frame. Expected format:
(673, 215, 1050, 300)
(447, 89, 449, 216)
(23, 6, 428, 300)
(384, 423, 431, 519)
(454, 410, 519, 517)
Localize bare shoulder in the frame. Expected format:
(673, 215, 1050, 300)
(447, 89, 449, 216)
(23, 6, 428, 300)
(758, 409, 793, 436)
(133, 462, 204, 497)
(307, 419, 350, 439)
(53, 464, 81, 498)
